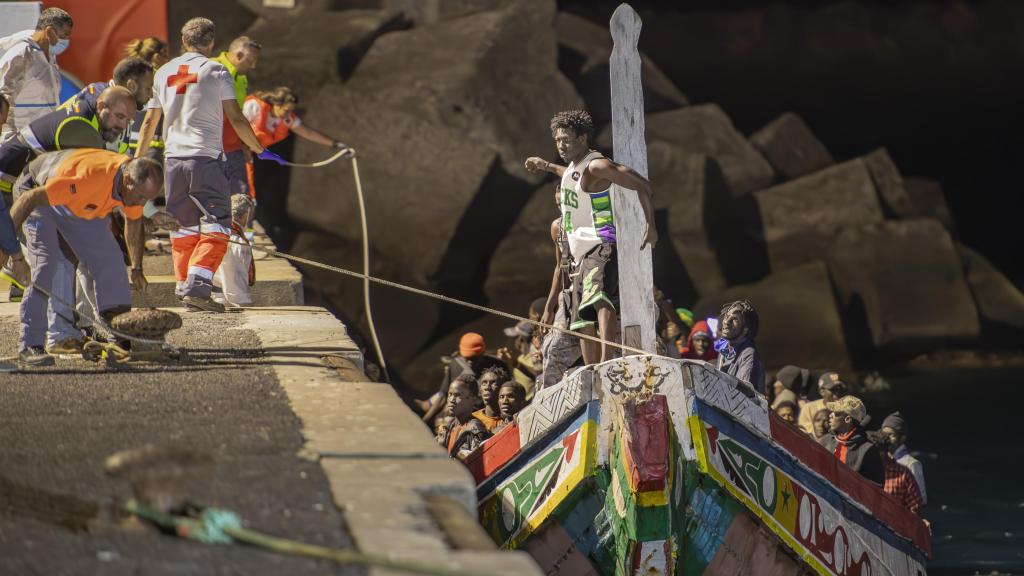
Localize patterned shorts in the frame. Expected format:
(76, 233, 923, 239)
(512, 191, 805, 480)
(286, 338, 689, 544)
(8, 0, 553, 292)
(569, 243, 618, 331)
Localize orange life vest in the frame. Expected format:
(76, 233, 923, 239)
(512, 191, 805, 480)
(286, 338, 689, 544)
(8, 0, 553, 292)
(246, 95, 294, 148)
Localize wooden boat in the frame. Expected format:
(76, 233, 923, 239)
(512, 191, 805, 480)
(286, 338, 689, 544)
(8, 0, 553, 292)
(465, 356, 931, 575)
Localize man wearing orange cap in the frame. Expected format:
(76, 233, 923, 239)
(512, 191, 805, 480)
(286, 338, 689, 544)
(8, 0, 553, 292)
(421, 331, 508, 425)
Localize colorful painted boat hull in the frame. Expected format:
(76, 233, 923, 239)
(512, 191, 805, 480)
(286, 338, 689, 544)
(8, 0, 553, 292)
(466, 356, 930, 575)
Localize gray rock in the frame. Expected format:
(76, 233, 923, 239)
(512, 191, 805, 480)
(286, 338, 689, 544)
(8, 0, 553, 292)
(828, 220, 979, 354)
(286, 0, 581, 282)
(956, 243, 1024, 332)
(754, 158, 884, 272)
(694, 261, 851, 370)
(749, 112, 834, 180)
(646, 141, 729, 297)
(597, 104, 774, 196)
(381, 0, 495, 24)
(904, 177, 955, 231)
(243, 9, 406, 94)
(483, 182, 561, 317)
(555, 12, 688, 125)
(862, 148, 914, 218)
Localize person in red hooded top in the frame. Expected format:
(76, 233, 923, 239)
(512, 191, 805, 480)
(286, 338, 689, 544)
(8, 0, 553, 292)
(679, 319, 718, 362)
(241, 86, 352, 197)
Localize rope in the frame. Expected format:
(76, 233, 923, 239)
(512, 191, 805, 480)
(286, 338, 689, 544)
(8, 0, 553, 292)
(123, 499, 495, 576)
(281, 147, 351, 168)
(349, 155, 390, 381)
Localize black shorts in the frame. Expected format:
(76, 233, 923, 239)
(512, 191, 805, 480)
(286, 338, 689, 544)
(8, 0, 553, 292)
(569, 243, 618, 331)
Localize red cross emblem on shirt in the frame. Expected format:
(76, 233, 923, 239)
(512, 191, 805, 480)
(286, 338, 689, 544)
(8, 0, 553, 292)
(167, 64, 198, 94)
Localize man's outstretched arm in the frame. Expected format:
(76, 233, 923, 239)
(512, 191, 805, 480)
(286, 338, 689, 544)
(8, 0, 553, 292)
(588, 159, 657, 248)
(524, 156, 565, 177)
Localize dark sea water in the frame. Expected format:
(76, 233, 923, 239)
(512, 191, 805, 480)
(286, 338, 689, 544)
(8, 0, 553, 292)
(862, 365, 1024, 575)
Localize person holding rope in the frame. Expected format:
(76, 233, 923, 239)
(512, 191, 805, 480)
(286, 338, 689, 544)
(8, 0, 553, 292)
(134, 17, 275, 313)
(241, 85, 353, 199)
(0, 149, 162, 366)
(525, 109, 656, 364)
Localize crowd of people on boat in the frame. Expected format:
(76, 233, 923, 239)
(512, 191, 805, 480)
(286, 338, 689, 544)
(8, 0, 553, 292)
(0, 12, 351, 368)
(417, 108, 927, 518)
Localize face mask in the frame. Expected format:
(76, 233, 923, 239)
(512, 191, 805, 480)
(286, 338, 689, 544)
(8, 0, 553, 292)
(50, 38, 70, 55)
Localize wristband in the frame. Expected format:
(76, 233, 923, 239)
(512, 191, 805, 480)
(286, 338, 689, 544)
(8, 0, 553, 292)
(131, 267, 143, 273)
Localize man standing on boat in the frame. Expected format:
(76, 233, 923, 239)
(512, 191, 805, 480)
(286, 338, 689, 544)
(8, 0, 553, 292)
(525, 109, 656, 364)
(819, 395, 885, 485)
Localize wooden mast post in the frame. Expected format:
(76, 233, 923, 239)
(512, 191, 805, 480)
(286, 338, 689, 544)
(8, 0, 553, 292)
(609, 3, 657, 354)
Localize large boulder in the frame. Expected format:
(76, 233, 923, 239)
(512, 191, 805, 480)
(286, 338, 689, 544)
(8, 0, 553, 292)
(597, 104, 774, 196)
(694, 261, 851, 370)
(827, 220, 980, 355)
(904, 177, 955, 231)
(956, 243, 1024, 334)
(645, 141, 730, 297)
(554, 12, 688, 125)
(749, 112, 834, 181)
(287, 0, 582, 287)
(754, 158, 884, 272)
(243, 9, 407, 95)
(483, 182, 561, 316)
(861, 148, 913, 218)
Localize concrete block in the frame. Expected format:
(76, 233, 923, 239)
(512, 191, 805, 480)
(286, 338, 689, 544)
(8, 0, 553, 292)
(862, 147, 913, 218)
(904, 177, 955, 231)
(754, 158, 884, 272)
(828, 219, 980, 354)
(956, 242, 1024, 333)
(749, 112, 834, 180)
(598, 103, 774, 196)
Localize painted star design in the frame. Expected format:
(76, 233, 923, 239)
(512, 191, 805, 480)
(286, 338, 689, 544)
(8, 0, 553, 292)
(781, 486, 792, 510)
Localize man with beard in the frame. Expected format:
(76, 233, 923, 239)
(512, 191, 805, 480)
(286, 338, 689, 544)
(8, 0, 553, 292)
(715, 300, 766, 394)
(439, 373, 492, 461)
(61, 57, 155, 116)
(524, 109, 656, 364)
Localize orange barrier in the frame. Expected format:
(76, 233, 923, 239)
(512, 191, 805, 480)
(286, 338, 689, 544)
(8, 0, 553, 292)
(47, 0, 167, 85)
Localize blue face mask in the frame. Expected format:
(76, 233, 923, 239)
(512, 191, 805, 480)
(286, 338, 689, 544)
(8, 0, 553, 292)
(50, 38, 69, 56)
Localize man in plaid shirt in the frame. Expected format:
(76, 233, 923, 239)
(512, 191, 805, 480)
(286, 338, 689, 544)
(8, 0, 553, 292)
(870, 431, 925, 515)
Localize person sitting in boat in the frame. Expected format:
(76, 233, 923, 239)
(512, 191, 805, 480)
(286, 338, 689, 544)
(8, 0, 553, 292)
(241, 86, 352, 198)
(819, 395, 885, 485)
(440, 373, 492, 461)
(714, 300, 766, 394)
(799, 371, 847, 436)
(773, 393, 799, 425)
(679, 319, 717, 362)
(420, 332, 509, 425)
(473, 365, 507, 432)
(496, 381, 527, 429)
(868, 430, 925, 515)
(881, 412, 927, 505)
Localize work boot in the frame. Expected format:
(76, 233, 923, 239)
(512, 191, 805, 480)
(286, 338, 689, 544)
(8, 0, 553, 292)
(19, 346, 54, 367)
(47, 337, 86, 357)
(182, 295, 226, 313)
(7, 284, 21, 302)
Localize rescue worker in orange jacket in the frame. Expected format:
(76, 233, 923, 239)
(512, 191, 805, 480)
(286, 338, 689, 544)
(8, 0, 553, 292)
(241, 86, 352, 197)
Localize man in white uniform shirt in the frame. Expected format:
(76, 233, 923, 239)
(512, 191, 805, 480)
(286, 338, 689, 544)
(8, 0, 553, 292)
(0, 8, 73, 144)
(134, 17, 277, 312)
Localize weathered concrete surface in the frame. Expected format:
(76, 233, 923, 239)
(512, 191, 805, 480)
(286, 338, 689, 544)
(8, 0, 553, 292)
(600, 104, 774, 196)
(242, 307, 542, 575)
(904, 177, 956, 231)
(755, 158, 884, 272)
(695, 261, 851, 370)
(749, 112, 834, 181)
(0, 306, 360, 576)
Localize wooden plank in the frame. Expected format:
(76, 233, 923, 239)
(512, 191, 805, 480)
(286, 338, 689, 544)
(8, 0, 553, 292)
(609, 3, 657, 354)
